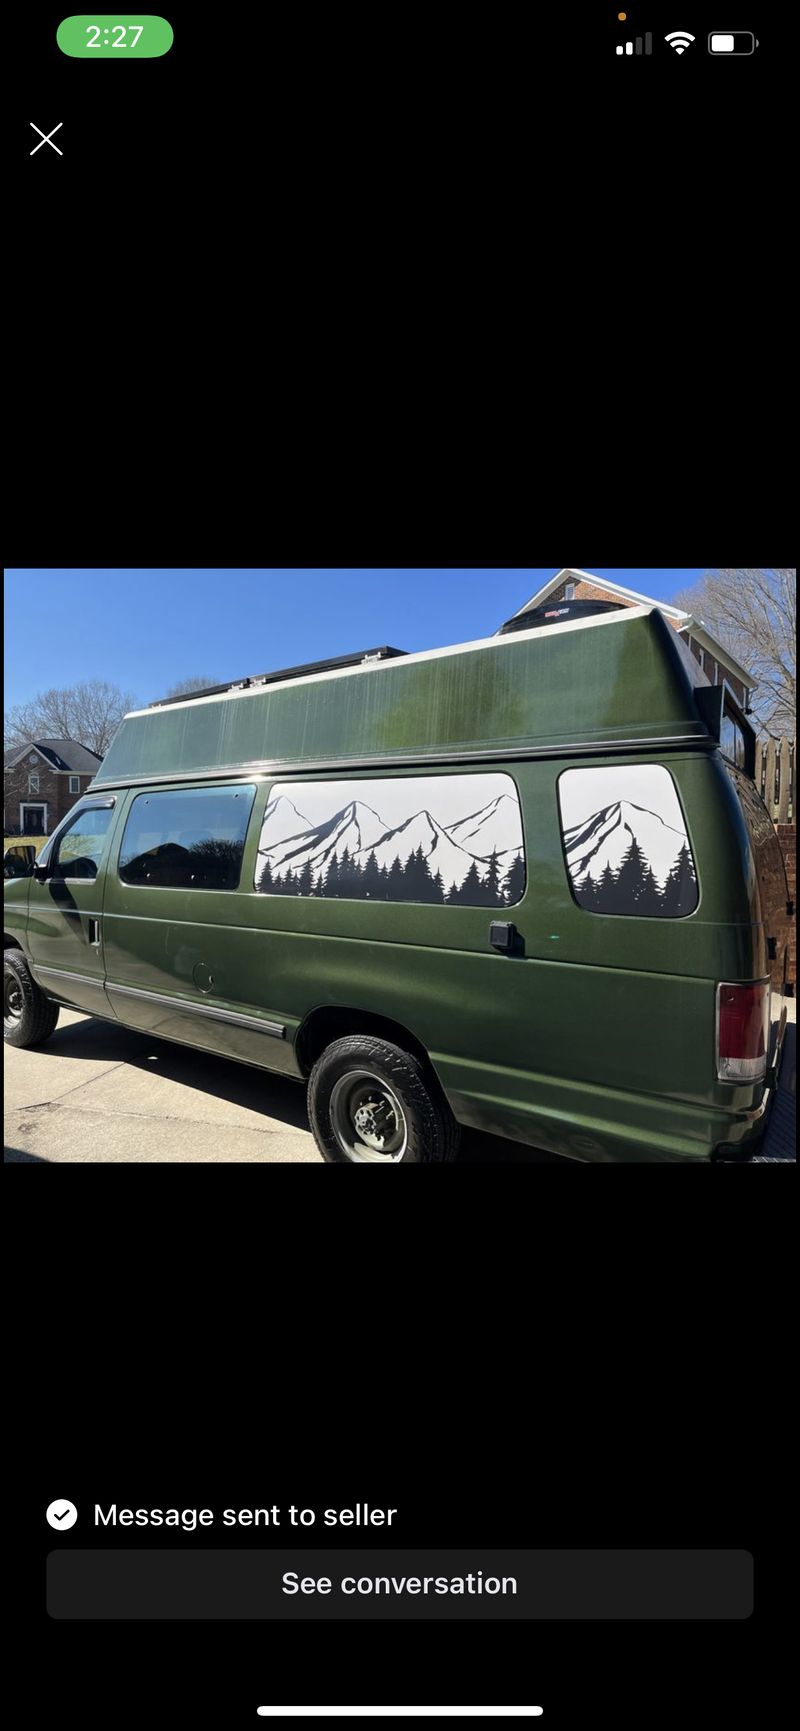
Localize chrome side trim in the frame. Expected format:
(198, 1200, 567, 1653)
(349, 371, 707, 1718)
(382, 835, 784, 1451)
(30, 965, 285, 1038)
(89, 732, 715, 792)
(106, 980, 285, 1039)
(33, 909, 103, 918)
(32, 965, 102, 987)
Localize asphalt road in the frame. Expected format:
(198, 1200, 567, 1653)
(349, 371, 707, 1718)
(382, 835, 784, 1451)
(3, 1009, 562, 1164)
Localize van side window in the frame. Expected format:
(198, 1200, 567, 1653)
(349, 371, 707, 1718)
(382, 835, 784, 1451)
(51, 807, 115, 882)
(720, 709, 746, 769)
(118, 785, 256, 891)
(254, 773, 526, 906)
(558, 763, 698, 917)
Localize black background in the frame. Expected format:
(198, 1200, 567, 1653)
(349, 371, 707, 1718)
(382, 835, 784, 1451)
(4, 3, 796, 563)
(5, 0, 789, 206)
(4, 5, 796, 1729)
(7, 1199, 793, 1727)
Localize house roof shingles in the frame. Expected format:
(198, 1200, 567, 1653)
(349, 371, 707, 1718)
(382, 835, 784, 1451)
(4, 738, 103, 774)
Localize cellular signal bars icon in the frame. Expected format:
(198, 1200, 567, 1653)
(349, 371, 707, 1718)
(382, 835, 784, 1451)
(616, 33, 652, 54)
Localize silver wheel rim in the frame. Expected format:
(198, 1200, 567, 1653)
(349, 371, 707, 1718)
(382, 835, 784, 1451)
(328, 1070, 409, 1163)
(4, 971, 23, 1022)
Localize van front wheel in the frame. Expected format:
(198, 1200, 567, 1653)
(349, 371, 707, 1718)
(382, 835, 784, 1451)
(4, 950, 60, 1048)
(307, 1035, 460, 1164)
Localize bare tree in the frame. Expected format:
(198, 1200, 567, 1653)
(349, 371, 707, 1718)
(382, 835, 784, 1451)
(4, 679, 137, 758)
(673, 568, 796, 736)
(160, 675, 220, 699)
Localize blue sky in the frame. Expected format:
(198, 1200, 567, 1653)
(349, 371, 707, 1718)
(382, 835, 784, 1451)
(4, 568, 705, 710)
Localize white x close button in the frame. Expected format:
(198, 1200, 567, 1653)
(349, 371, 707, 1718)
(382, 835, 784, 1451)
(30, 123, 63, 156)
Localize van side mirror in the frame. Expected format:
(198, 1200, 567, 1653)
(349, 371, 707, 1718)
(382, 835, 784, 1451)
(33, 859, 51, 882)
(3, 845, 36, 879)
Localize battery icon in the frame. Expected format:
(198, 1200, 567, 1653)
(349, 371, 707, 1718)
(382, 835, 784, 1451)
(708, 31, 757, 53)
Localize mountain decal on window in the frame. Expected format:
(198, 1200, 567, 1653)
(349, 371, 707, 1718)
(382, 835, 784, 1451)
(255, 777, 525, 906)
(559, 767, 698, 918)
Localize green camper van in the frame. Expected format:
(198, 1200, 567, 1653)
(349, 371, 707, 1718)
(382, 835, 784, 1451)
(3, 606, 792, 1162)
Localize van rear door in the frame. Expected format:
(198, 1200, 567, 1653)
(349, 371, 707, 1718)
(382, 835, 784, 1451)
(725, 763, 791, 993)
(696, 683, 792, 994)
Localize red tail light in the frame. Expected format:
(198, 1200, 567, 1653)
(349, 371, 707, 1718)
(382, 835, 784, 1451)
(716, 981, 770, 1082)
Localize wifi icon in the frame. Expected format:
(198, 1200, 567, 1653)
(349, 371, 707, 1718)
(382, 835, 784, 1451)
(665, 31, 695, 53)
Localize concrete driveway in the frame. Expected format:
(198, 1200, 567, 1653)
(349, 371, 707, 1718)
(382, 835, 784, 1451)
(3, 1009, 562, 1164)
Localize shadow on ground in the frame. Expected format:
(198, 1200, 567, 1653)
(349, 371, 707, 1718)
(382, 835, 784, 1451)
(38, 1013, 311, 1130)
(7, 1015, 564, 1164)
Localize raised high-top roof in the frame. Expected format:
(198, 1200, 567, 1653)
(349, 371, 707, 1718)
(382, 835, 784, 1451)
(91, 605, 713, 790)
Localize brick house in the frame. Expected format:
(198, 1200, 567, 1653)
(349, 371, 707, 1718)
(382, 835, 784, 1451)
(505, 569, 756, 709)
(3, 738, 102, 836)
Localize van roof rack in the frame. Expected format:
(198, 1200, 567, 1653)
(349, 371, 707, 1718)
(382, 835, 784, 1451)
(150, 647, 408, 709)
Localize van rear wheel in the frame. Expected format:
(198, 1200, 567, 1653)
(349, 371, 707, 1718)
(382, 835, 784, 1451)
(3, 950, 60, 1048)
(307, 1035, 460, 1164)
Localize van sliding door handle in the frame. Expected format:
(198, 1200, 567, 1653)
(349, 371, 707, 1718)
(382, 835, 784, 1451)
(88, 918, 101, 945)
(489, 921, 522, 955)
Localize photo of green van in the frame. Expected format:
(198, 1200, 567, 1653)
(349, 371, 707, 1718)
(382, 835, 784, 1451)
(3, 604, 791, 1162)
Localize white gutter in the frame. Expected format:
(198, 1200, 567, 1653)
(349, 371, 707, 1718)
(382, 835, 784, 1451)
(677, 618, 755, 689)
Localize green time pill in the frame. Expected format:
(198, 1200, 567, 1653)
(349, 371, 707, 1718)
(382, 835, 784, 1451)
(56, 15, 174, 58)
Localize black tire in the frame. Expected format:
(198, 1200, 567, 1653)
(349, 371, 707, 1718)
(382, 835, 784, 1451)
(3, 950, 60, 1048)
(307, 1035, 460, 1164)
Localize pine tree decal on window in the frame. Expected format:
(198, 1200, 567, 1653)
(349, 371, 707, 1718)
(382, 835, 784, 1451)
(595, 862, 618, 912)
(387, 855, 405, 900)
(659, 842, 697, 917)
(323, 853, 341, 897)
(569, 821, 697, 916)
(639, 863, 662, 915)
(482, 849, 504, 906)
(360, 850, 382, 899)
(430, 868, 446, 903)
(449, 860, 484, 906)
(502, 852, 526, 905)
(610, 836, 649, 912)
(559, 767, 698, 919)
(295, 859, 313, 897)
(577, 872, 600, 912)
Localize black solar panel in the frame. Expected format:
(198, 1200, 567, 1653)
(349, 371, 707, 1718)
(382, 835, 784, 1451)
(150, 647, 408, 708)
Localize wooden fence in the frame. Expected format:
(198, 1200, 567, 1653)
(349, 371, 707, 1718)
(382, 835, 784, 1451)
(757, 737, 796, 823)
